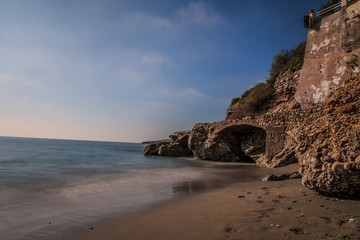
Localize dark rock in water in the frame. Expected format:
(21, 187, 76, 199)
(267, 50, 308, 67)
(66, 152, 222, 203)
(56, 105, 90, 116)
(262, 171, 301, 181)
(144, 132, 193, 157)
(158, 142, 193, 157)
(142, 139, 171, 144)
(144, 142, 168, 155)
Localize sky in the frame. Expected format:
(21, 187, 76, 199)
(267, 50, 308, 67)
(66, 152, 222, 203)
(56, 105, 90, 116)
(0, 0, 326, 143)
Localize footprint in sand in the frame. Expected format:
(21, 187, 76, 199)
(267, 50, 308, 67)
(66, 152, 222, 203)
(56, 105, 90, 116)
(223, 225, 236, 233)
(320, 216, 332, 223)
(289, 227, 304, 234)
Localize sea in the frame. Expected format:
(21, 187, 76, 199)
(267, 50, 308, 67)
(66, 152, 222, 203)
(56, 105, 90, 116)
(0, 136, 262, 240)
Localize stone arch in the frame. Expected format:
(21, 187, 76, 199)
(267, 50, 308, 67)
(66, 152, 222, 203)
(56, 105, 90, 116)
(217, 124, 267, 162)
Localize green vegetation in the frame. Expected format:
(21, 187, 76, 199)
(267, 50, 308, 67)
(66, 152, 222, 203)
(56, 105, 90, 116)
(230, 41, 306, 114)
(346, 54, 359, 77)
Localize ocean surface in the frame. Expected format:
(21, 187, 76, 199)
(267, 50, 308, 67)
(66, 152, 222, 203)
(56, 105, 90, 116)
(0, 136, 262, 240)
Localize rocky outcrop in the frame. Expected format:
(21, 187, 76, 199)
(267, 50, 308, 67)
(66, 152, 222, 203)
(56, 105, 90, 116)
(269, 70, 301, 113)
(144, 142, 167, 155)
(188, 122, 266, 162)
(144, 131, 193, 157)
(292, 77, 360, 198)
(145, 69, 304, 166)
(262, 171, 301, 181)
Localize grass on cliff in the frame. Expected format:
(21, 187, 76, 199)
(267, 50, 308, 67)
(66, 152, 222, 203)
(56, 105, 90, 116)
(230, 41, 306, 112)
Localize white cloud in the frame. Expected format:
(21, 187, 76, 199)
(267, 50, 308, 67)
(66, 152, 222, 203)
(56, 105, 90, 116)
(113, 67, 145, 86)
(176, 2, 222, 26)
(142, 53, 164, 64)
(176, 88, 204, 98)
(155, 87, 172, 96)
(123, 12, 173, 29)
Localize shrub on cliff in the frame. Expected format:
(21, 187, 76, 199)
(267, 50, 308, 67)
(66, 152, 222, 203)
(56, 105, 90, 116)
(230, 41, 306, 113)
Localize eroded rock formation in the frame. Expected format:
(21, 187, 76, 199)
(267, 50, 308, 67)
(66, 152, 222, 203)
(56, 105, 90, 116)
(188, 123, 266, 162)
(293, 77, 360, 198)
(144, 131, 193, 157)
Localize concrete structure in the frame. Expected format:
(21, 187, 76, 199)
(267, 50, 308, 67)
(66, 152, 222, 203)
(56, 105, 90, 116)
(295, 1, 360, 107)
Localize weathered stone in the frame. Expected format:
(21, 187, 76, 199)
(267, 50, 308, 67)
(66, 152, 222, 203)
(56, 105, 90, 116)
(354, 142, 360, 151)
(262, 171, 301, 181)
(298, 76, 360, 198)
(323, 156, 334, 163)
(296, 3, 360, 107)
(144, 131, 193, 157)
(158, 143, 193, 157)
(144, 142, 168, 156)
(314, 152, 322, 159)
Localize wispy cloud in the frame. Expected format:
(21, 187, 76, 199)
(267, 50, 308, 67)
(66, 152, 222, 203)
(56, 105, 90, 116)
(176, 2, 222, 26)
(142, 53, 164, 64)
(121, 12, 173, 29)
(176, 88, 204, 98)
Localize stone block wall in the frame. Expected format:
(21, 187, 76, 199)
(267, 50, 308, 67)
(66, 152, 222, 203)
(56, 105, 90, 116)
(295, 2, 360, 107)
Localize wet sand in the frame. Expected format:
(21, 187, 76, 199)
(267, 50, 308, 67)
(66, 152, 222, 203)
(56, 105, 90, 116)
(71, 164, 360, 240)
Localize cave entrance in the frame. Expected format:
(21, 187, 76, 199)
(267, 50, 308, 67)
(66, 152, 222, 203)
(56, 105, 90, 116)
(218, 125, 266, 162)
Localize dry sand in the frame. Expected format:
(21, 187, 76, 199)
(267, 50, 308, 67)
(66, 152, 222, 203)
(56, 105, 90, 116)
(71, 164, 360, 240)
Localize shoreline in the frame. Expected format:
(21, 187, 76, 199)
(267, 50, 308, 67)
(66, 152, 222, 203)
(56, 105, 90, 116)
(70, 164, 360, 240)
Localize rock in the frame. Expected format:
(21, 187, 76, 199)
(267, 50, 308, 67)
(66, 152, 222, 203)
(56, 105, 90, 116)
(189, 122, 267, 162)
(158, 142, 193, 157)
(314, 152, 322, 159)
(144, 142, 167, 155)
(355, 142, 360, 151)
(331, 152, 342, 162)
(262, 171, 301, 181)
(298, 77, 360, 198)
(323, 156, 334, 163)
(144, 131, 193, 157)
(331, 162, 347, 174)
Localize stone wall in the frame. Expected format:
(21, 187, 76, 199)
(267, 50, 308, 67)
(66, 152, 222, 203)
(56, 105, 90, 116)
(295, 2, 360, 107)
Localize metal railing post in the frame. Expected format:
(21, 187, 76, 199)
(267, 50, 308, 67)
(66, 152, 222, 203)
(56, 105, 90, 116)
(341, 0, 349, 7)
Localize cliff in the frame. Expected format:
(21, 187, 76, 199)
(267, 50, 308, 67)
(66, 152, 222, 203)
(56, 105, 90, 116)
(144, 1, 360, 198)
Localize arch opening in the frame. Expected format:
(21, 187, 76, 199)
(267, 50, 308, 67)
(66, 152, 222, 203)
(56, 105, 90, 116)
(218, 125, 266, 162)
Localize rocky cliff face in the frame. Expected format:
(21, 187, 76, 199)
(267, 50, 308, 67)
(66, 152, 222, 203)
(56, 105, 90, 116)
(144, 71, 360, 198)
(293, 77, 360, 198)
(145, 70, 305, 165)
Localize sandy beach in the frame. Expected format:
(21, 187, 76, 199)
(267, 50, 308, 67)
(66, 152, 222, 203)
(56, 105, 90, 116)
(71, 164, 360, 240)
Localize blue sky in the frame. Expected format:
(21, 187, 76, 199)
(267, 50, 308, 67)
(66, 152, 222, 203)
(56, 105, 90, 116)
(0, 0, 325, 142)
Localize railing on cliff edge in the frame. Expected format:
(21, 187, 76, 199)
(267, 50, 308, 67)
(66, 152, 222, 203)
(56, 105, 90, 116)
(316, 2, 341, 17)
(316, 0, 359, 17)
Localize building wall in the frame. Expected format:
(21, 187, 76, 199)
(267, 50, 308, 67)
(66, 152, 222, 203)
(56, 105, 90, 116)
(295, 2, 360, 107)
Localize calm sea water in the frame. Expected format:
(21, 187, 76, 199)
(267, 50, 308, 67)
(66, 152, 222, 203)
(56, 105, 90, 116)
(0, 136, 261, 240)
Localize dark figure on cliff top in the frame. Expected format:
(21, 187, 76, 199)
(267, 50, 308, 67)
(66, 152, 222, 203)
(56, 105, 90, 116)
(304, 9, 317, 29)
